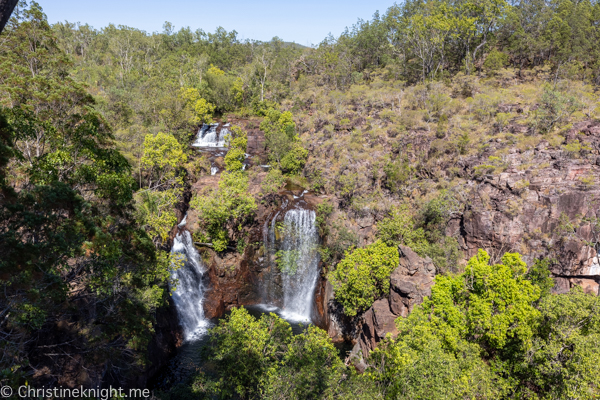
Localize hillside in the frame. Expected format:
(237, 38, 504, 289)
(1, 1, 600, 399)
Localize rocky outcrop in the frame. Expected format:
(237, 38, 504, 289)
(440, 124, 600, 291)
(352, 246, 436, 368)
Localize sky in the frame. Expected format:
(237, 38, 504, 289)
(37, 0, 396, 46)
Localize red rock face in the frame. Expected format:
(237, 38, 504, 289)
(445, 128, 600, 288)
(355, 246, 437, 360)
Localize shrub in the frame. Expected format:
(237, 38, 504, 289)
(224, 125, 248, 172)
(315, 198, 334, 236)
(329, 240, 399, 317)
(383, 157, 413, 193)
(535, 84, 581, 133)
(280, 142, 308, 174)
(483, 49, 509, 75)
(205, 307, 344, 399)
(260, 167, 286, 196)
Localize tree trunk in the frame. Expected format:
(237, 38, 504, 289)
(0, 0, 18, 34)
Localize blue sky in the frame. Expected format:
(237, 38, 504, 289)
(38, 0, 396, 46)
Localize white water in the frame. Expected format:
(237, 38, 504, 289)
(192, 124, 227, 148)
(170, 231, 210, 341)
(211, 166, 219, 175)
(277, 208, 320, 321)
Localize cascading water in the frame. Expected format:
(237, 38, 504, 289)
(170, 230, 210, 341)
(268, 207, 320, 321)
(192, 123, 227, 148)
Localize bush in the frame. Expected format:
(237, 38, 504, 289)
(383, 157, 413, 193)
(535, 84, 581, 133)
(260, 167, 286, 196)
(377, 204, 429, 254)
(261, 108, 308, 174)
(315, 198, 334, 237)
(280, 142, 308, 174)
(329, 240, 399, 317)
(483, 49, 509, 75)
(224, 125, 248, 172)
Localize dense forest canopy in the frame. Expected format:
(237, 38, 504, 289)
(1, 0, 600, 398)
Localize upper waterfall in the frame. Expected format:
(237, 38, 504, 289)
(192, 123, 229, 148)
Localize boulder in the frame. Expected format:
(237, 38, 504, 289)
(355, 246, 436, 357)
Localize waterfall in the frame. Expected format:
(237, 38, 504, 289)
(170, 230, 210, 340)
(277, 208, 320, 321)
(192, 124, 226, 148)
(210, 166, 219, 175)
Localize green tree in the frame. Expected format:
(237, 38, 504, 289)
(224, 125, 248, 172)
(0, 3, 172, 382)
(190, 171, 257, 251)
(260, 108, 307, 174)
(204, 307, 348, 400)
(511, 286, 600, 399)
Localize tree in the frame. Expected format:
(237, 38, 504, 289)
(180, 87, 215, 125)
(190, 171, 257, 251)
(224, 125, 247, 172)
(260, 108, 307, 174)
(140, 131, 187, 190)
(511, 287, 600, 399)
(204, 307, 347, 400)
(0, 3, 172, 383)
(366, 250, 544, 399)
(329, 240, 399, 317)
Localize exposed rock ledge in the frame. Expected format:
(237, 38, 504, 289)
(350, 246, 436, 371)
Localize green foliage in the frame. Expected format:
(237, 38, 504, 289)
(134, 189, 178, 243)
(563, 139, 592, 158)
(280, 142, 308, 175)
(0, 3, 172, 379)
(377, 193, 462, 273)
(260, 167, 286, 196)
(204, 307, 345, 399)
(484, 49, 509, 75)
(535, 85, 581, 133)
(190, 171, 257, 251)
(224, 125, 248, 172)
(315, 198, 334, 237)
(329, 240, 399, 317)
(224, 147, 246, 172)
(436, 113, 448, 138)
(180, 87, 216, 125)
(260, 108, 307, 174)
(525, 258, 555, 299)
(366, 249, 583, 399)
(456, 131, 470, 155)
(141, 132, 187, 188)
(510, 287, 600, 399)
(377, 203, 429, 253)
(138, 131, 187, 242)
(462, 250, 541, 350)
(383, 157, 413, 193)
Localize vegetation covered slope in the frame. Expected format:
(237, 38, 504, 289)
(1, 0, 600, 398)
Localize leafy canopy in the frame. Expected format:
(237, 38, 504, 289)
(329, 240, 399, 317)
(190, 171, 257, 251)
